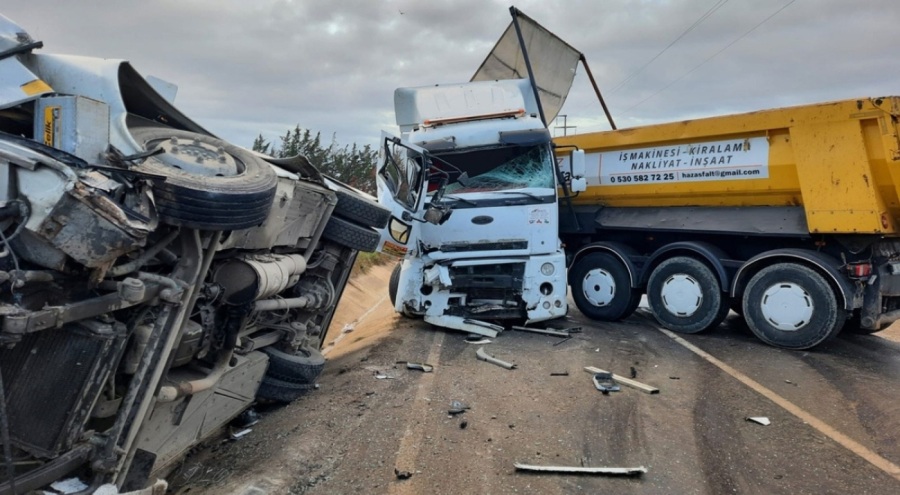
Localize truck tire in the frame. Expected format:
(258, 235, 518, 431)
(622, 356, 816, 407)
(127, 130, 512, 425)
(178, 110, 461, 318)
(261, 346, 326, 384)
(322, 215, 380, 252)
(647, 257, 728, 334)
(742, 263, 845, 349)
(256, 376, 316, 403)
(331, 181, 391, 229)
(570, 253, 641, 321)
(129, 126, 278, 230)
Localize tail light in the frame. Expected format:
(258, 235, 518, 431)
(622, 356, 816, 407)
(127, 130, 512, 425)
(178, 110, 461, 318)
(848, 262, 872, 278)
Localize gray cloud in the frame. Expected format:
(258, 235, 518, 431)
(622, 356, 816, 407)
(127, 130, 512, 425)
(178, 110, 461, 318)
(4, 0, 898, 147)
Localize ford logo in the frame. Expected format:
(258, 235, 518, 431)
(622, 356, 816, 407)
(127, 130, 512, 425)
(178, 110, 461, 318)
(471, 215, 493, 225)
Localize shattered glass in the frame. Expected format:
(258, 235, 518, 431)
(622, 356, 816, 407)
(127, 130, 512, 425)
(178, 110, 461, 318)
(444, 145, 554, 193)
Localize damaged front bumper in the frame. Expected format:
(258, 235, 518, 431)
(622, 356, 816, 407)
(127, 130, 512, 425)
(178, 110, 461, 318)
(396, 251, 568, 324)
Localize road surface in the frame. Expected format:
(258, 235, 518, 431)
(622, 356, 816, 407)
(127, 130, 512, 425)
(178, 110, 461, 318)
(168, 263, 900, 495)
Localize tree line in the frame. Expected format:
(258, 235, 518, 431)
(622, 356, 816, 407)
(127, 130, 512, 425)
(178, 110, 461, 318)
(252, 126, 378, 195)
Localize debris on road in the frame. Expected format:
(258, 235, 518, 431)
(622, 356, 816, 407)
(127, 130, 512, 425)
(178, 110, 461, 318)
(514, 462, 647, 476)
(630, 366, 638, 378)
(460, 420, 469, 429)
(747, 416, 771, 426)
(592, 372, 621, 393)
(476, 346, 517, 370)
(449, 400, 470, 415)
(229, 428, 253, 440)
(583, 366, 659, 394)
(512, 325, 572, 337)
(394, 468, 413, 480)
(550, 371, 569, 376)
(465, 334, 493, 345)
(397, 361, 434, 373)
(375, 372, 395, 379)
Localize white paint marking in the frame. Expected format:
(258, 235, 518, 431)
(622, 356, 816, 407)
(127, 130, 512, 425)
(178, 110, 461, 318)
(655, 326, 900, 481)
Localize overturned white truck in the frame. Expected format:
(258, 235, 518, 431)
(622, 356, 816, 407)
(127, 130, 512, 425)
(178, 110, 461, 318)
(0, 16, 388, 493)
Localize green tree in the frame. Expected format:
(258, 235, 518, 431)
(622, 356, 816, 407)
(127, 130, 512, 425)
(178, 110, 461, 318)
(254, 125, 378, 195)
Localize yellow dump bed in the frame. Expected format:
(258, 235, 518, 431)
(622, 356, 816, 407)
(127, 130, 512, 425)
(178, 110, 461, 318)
(555, 97, 900, 234)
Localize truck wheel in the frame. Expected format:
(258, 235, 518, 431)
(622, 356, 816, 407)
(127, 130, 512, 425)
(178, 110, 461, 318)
(129, 126, 278, 230)
(570, 253, 640, 321)
(322, 215, 380, 252)
(261, 346, 326, 384)
(742, 263, 845, 349)
(256, 376, 316, 403)
(329, 179, 391, 229)
(647, 257, 728, 334)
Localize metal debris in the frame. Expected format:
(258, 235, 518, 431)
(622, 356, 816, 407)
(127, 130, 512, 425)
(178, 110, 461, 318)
(511, 325, 571, 337)
(584, 366, 659, 394)
(476, 346, 516, 370)
(747, 416, 771, 426)
(514, 462, 647, 476)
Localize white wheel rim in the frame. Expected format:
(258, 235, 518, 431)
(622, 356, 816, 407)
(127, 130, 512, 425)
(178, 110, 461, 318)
(760, 282, 814, 331)
(660, 274, 702, 316)
(583, 269, 616, 307)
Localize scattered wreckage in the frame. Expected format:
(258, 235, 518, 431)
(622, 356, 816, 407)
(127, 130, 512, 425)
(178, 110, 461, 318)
(0, 15, 388, 493)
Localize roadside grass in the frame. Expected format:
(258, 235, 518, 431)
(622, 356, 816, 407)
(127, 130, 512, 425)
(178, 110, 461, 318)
(350, 251, 395, 278)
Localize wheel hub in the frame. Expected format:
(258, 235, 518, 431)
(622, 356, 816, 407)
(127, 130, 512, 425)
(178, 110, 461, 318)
(151, 136, 240, 177)
(760, 282, 814, 331)
(583, 268, 616, 307)
(660, 274, 702, 316)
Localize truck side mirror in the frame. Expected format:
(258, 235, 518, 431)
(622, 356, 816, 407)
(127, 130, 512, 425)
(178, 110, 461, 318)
(570, 150, 586, 192)
(571, 150, 585, 178)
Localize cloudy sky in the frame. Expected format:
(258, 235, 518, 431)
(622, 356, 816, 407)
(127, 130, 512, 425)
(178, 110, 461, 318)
(4, 0, 898, 150)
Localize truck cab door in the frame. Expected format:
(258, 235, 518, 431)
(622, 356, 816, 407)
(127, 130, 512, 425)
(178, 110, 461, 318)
(375, 132, 430, 257)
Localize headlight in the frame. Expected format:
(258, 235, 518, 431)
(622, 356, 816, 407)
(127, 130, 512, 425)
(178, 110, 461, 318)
(540, 262, 555, 276)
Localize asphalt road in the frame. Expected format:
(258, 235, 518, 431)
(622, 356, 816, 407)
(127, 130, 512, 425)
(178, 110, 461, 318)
(170, 297, 900, 495)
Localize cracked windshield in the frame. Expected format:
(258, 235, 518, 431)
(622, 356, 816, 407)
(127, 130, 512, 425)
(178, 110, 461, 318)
(441, 145, 554, 194)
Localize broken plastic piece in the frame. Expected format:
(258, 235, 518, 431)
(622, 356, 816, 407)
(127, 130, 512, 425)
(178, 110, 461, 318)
(465, 335, 492, 345)
(449, 400, 470, 415)
(514, 462, 647, 476)
(475, 346, 516, 370)
(394, 468, 413, 480)
(406, 362, 434, 372)
(375, 372, 395, 379)
(229, 427, 252, 440)
(592, 372, 620, 393)
(747, 416, 771, 426)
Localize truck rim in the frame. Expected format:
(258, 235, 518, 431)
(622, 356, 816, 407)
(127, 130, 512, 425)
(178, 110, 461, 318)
(583, 268, 616, 307)
(759, 282, 814, 331)
(660, 274, 703, 316)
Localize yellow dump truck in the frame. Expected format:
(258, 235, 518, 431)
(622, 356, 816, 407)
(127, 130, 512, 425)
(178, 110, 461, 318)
(555, 96, 900, 349)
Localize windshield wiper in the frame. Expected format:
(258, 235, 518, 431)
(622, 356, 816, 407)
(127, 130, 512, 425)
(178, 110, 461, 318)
(498, 190, 546, 201)
(441, 194, 477, 206)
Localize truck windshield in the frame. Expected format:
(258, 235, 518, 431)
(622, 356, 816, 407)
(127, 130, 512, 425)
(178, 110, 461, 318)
(437, 144, 555, 194)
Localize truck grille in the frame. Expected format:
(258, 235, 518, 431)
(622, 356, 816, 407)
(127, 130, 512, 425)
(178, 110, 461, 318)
(440, 240, 528, 253)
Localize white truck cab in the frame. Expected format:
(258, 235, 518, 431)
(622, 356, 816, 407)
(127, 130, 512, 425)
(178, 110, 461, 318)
(376, 79, 568, 336)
